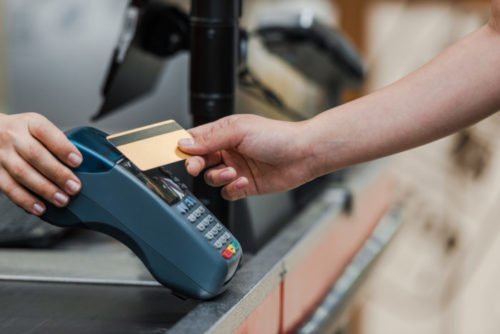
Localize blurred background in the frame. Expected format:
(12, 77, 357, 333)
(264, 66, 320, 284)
(1, 0, 500, 333)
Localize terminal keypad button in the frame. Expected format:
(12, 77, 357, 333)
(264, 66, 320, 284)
(222, 249, 233, 259)
(184, 197, 196, 209)
(199, 215, 212, 228)
(222, 241, 238, 259)
(227, 244, 236, 254)
(205, 224, 223, 241)
(214, 231, 232, 249)
(177, 203, 189, 215)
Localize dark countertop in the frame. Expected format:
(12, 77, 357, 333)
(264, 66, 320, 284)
(0, 282, 197, 334)
(0, 164, 400, 334)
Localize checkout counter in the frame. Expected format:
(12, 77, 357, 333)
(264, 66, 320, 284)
(0, 163, 400, 333)
(0, 1, 401, 332)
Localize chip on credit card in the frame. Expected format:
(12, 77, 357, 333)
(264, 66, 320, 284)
(107, 120, 193, 171)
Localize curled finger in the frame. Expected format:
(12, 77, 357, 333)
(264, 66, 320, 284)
(27, 113, 82, 168)
(15, 138, 81, 195)
(221, 177, 250, 201)
(2, 154, 70, 208)
(0, 169, 46, 216)
(185, 152, 222, 177)
(204, 165, 238, 187)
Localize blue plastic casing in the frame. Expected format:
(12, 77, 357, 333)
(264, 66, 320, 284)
(41, 127, 242, 300)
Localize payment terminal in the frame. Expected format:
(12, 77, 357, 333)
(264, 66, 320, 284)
(41, 127, 242, 300)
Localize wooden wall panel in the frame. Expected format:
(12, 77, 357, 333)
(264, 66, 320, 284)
(281, 175, 395, 332)
(333, 0, 491, 102)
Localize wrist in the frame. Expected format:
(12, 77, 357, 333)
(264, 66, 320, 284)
(298, 114, 336, 180)
(301, 107, 354, 178)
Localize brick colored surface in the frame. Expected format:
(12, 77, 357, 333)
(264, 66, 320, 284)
(282, 176, 394, 332)
(234, 175, 395, 333)
(234, 286, 282, 334)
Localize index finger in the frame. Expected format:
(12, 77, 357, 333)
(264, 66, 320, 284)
(178, 116, 245, 156)
(27, 114, 83, 168)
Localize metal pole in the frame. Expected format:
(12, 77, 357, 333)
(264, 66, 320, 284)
(189, 0, 240, 225)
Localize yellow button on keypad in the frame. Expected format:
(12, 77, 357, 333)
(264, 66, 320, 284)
(227, 245, 236, 254)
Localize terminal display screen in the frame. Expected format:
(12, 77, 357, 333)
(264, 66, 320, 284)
(119, 159, 185, 205)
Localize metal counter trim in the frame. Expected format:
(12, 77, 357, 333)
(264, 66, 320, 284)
(169, 188, 349, 334)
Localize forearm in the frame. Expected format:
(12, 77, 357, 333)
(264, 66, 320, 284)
(306, 24, 500, 176)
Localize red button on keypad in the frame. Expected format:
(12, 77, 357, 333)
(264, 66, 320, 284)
(222, 249, 233, 259)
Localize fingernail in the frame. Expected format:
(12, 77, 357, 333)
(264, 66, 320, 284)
(68, 153, 82, 166)
(65, 179, 81, 194)
(179, 138, 195, 148)
(221, 170, 235, 181)
(54, 192, 69, 206)
(235, 178, 247, 190)
(32, 203, 45, 216)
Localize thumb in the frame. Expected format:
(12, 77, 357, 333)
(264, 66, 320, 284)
(178, 116, 244, 155)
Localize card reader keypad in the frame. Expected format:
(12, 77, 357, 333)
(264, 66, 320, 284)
(196, 215, 214, 232)
(184, 197, 196, 209)
(188, 206, 205, 223)
(176, 195, 239, 259)
(205, 223, 223, 241)
(177, 203, 189, 215)
(214, 232, 231, 250)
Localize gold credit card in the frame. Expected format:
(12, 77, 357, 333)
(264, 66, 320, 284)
(107, 120, 193, 171)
